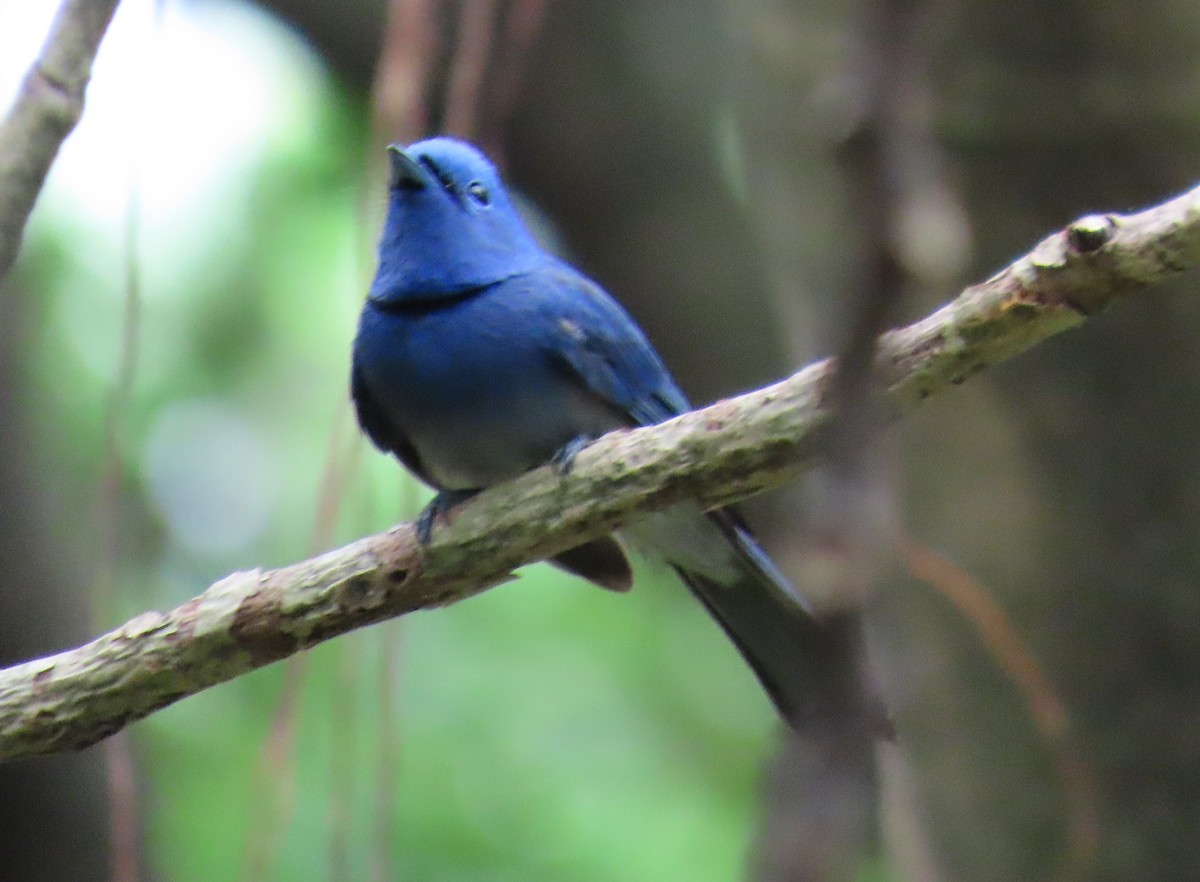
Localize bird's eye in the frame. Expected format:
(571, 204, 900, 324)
(467, 181, 490, 205)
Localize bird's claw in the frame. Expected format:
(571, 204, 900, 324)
(415, 489, 477, 545)
(551, 435, 594, 476)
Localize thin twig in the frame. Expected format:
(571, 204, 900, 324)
(0, 184, 1199, 762)
(96, 3, 153, 874)
(329, 635, 362, 882)
(238, 407, 360, 882)
(241, 0, 441, 868)
(371, 0, 437, 146)
(103, 733, 140, 882)
(442, 0, 497, 139)
(237, 654, 304, 882)
(903, 539, 1100, 881)
(479, 0, 547, 155)
(806, 0, 954, 609)
(370, 626, 402, 882)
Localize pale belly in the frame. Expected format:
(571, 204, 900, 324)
(406, 380, 625, 489)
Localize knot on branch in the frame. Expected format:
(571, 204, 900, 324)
(1067, 214, 1115, 254)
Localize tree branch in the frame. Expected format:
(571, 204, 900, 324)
(0, 184, 1198, 762)
(0, 0, 121, 285)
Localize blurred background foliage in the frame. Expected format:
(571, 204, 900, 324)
(3, 0, 1200, 880)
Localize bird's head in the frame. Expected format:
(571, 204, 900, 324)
(368, 137, 546, 304)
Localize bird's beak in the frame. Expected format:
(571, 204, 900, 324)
(387, 144, 427, 190)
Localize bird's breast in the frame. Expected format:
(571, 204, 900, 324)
(354, 294, 623, 489)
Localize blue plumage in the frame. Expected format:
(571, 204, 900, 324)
(352, 136, 832, 730)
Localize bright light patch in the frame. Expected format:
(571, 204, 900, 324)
(1, 0, 330, 294)
(0, 0, 334, 391)
(0, 4, 58, 110)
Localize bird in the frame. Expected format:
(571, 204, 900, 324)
(351, 136, 881, 733)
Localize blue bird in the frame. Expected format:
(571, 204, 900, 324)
(352, 136, 871, 732)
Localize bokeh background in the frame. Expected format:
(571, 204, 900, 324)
(3, 1, 1200, 880)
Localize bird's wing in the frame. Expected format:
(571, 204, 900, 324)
(530, 267, 894, 734)
(350, 356, 435, 486)
(537, 266, 689, 429)
(533, 265, 809, 598)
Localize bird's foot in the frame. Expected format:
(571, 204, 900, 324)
(550, 435, 595, 476)
(416, 489, 478, 545)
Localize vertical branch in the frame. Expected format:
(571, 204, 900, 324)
(479, 0, 548, 157)
(104, 735, 140, 882)
(0, 0, 121, 285)
(811, 0, 927, 605)
(752, 1, 966, 878)
(96, 65, 143, 882)
(243, 0, 447, 875)
(329, 635, 363, 882)
(96, 99, 142, 882)
(240, 0, 442, 866)
(358, 2, 442, 876)
(828, 0, 914, 418)
(239, 672, 303, 882)
(802, 4, 965, 879)
(92, 2, 160, 877)
(371, 0, 437, 145)
(442, 0, 498, 140)
(238, 400, 367, 882)
(809, 0, 968, 610)
(369, 626, 404, 882)
(240, 2, 543, 875)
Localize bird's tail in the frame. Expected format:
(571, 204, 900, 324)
(624, 505, 891, 737)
